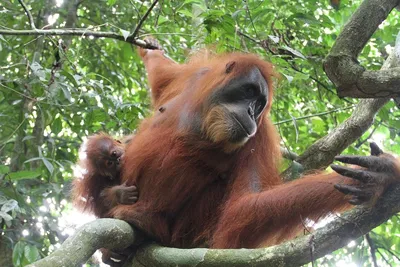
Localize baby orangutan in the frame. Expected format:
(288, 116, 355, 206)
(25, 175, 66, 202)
(72, 133, 138, 218)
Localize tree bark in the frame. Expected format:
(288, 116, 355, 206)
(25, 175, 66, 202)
(324, 0, 400, 98)
(26, 219, 135, 267)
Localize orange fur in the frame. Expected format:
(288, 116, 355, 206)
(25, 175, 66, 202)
(106, 42, 399, 250)
(72, 133, 125, 217)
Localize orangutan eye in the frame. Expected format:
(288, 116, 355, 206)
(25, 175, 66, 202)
(254, 98, 267, 118)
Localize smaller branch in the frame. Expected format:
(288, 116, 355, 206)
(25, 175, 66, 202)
(274, 106, 355, 125)
(76, 0, 86, 8)
(355, 121, 381, 149)
(0, 28, 153, 48)
(376, 249, 392, 267)
(18, 0, 36, 30)
(365, 233, 378, 267)
(131, 0, 159, 39)
(244, 1, 259, 40)
(376, 246, 400, 262)
(282, 29, 400, 176)
(237, 30, 259, 44)
(238, 30, 351, 101)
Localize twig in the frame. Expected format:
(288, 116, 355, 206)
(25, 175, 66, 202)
(0, 28, 152, 48)
(239, 31, 353, 102)
(365, 233, 378, 267)
(376, 249, 392, 267)
(131, 0, 159, 39)
(237, 30, 259, 44)
(244, 0, 259, 39)
(355, 121, 381, 148)
(76, 0, 86, 8)
(274, 105, 355, 125)
(17, 0, 36, 29)
(376, 246, 400, 262)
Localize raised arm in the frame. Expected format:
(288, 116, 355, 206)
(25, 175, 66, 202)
(138, 38, 181, 107)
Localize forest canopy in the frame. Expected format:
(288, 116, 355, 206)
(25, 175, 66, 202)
(1, 0, 400, 266)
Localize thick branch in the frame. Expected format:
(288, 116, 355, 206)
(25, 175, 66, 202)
(0, 29, 152, 48)
(283, 34, 400, 179)
(27, 219, 135, 267)
(292, 98, 387, 171)
(324, 0, 400, 98)
(131, 184, 400, 267)
(33, 184, 400, 267)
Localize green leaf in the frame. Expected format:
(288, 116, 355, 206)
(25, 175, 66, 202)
(1, 199, 18, 212)
(8, 170, 41, 180)
(22, 135, 35, 142)
(52, 117, 62, 135)
(12, 241, 25, 267)
(0, 196, 7, 205)
(24, 245, 40, 263)
(281, 73, 294, 83)
(61, 85, 72, 102)
(282, 45, 306, 59)
(0, 211, 13, 222)
(0, 165, 9, 174)
(42, 157, 54, 174)
(120, 29, 130, 41)
(30, 62, 46, 80)
(177, 9, 194, 18)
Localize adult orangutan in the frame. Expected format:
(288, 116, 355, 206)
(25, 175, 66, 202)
(107, 41, 400, 252)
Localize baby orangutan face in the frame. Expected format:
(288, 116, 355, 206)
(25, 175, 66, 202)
(85, 134, 125, 180)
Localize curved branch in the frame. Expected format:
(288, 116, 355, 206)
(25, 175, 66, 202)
(27, 219, 135, 267)
(28, 177, 400, 267)
(324, 0, 400, 98)
(131, 184, 400, 267)
(283, 31, 400, 179)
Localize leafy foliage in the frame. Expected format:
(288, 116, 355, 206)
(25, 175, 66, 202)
(0, 0, 399, 266)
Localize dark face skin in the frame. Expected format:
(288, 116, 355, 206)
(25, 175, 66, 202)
(89, 139, 124, 179)
(208, 67, 269, 144)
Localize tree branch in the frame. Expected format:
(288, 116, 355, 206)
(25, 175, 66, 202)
(324, 0, 400, 98)
(282, 24, 400, 180)
(131, 0, 159, 39)
(27, 219, 135, 267)
(365, 233, 378, 267)
(17, 0, 36, 29)
(0, 28, 154, 48)
(30, 183, 400, 267)
(130, 185, 400, 267)
(274, 106, 355, 126)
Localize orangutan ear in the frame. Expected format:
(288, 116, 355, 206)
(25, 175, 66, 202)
(225, 61, 236, 74)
